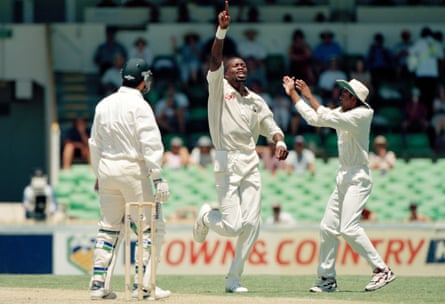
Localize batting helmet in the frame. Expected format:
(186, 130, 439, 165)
(121, 58, 152, 91)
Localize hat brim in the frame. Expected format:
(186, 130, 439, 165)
(336, 80, 371, 108)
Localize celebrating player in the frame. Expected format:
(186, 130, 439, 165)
(282, 76, 396, 292)
(88, 58, 171, 300)
(193, 0, 288, 293)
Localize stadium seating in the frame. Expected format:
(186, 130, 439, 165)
(55, 158, 445, 223)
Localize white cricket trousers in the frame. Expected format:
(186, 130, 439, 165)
(207, 150, 262, 283)
(317, 166, 387, 278)
(91, 159, 165, 289)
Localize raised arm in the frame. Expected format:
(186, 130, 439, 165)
(209, 0, 231, 72)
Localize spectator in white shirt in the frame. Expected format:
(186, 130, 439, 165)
(265, 203, 296, 226)
(190, 135, 215, 169)
(286, 135, 316, 176)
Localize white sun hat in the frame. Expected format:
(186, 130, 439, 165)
(336, 79, 370, 108)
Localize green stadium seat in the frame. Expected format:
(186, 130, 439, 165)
(404, 133, 434, 158)
(374, 106, 403, 132)
(324, 134, 338, 158)
(55, 156, 445, 223)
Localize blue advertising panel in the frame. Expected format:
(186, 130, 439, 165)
(0, 234, 53, 273)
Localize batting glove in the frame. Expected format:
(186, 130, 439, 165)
(149, 168, 169, 202)
(154, 179, 170, 202)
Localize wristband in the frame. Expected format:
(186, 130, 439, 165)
(275, 140, 287, 149)
(216, 27, 227, 40)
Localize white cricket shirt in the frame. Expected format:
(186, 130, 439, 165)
(207, 64, 283, 153)
(89, 86, 164, 176)
(295, 101, 373, 168)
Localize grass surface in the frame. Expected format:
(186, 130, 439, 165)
(0, 274, 443, 303)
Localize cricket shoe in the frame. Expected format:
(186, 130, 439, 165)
(365, 267, 396, 291)
(193, 204, 211, 243)
(90, 280, 117, 300)
(225, 280, 248, 293)
(132, 284, 171, 299)
(309, 277, 337, 293)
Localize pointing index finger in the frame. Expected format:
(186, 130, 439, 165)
(225, 0, 229, 13)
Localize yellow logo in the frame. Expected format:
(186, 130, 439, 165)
(67, 236, 95, 273)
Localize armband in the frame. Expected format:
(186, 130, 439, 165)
(216, 27, 228, 40)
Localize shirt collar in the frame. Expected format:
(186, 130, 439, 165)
(118, 86, 143, 98)
(223, 79, 254, 100)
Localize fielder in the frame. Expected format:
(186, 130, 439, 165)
(282, 76, 396, 292)
(193, 1, 288, 293)
(88, 58, 170, 300)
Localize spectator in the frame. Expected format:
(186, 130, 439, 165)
(256, 138, 288, 175)
(366, 33, 394, 95)
(349, 56, 372, 92)
(393, 29, 414, 82)
(167, 206, 197, 224)
(245, 5, 261, 23)
(244, 56, 268, 89)
(290, 87, 322, 136)
(62, 117, 90, 170)
(250, 79, 272, 107)
(162, 136, 190, 169)
(93, 26, 127, 76)
(285, 135, 316, 176)
(368, 135, 396, 175)
(100, 53, 125, 95)
(237, 28, 268, 66)
(317, 57, 347, 101)
(150, 55, 180, 90)
(155, 82, 189, 134)
(129, 37, 154, 68)
(313, 30, 343, 78)
(236, 28, 268, 87)
(433, 30, 444, 79)
(265, 203, 297, 226)
(189, 135, 215, 169)
(401, 87, 429, 134)
(432, 83, 445, 137)
(22, 169, 58, 221)
(288, 29, 315, 86)
(176, 1, 191, 22)
(172, 32, 204, 85)
(409, 26, 444, 120)
(405, 201, 431, 223)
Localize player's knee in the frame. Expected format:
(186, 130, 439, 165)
(320, 222, 338, 237)
(339, 225, 362, 239)
(223, 221, 243, 235)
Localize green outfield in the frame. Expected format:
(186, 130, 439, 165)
(0, 274, 442, 304)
